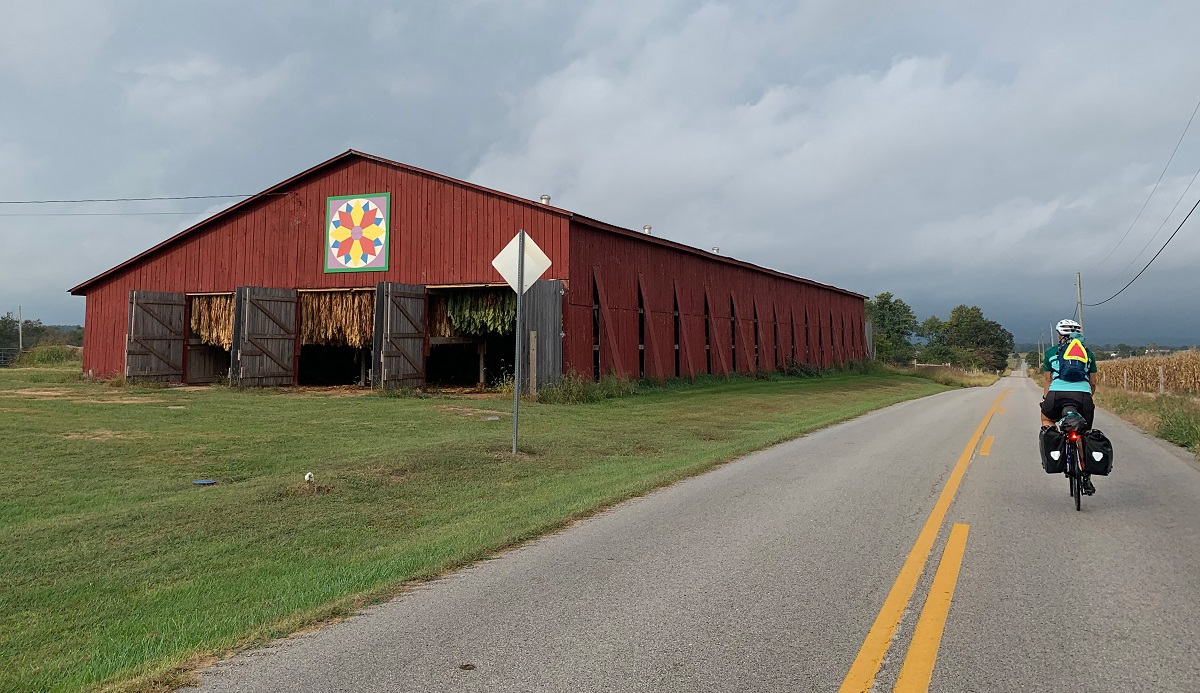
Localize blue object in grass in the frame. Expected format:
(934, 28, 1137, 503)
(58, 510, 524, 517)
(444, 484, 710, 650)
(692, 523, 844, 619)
(192, 479, 217, 486)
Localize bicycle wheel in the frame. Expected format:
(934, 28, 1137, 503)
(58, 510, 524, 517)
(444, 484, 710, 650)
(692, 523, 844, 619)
(1071, 447, 1082, 511)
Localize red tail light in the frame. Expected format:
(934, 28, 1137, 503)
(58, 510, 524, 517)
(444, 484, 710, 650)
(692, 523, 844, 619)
(1068, 432, 1080, 442)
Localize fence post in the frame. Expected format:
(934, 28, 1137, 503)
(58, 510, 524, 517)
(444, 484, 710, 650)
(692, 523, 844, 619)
(1123, 368, 1128, 390)
(1159, 365, 1165, 395)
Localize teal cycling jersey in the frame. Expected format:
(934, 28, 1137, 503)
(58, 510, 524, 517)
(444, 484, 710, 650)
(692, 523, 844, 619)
(1042, 344, 1096, 393)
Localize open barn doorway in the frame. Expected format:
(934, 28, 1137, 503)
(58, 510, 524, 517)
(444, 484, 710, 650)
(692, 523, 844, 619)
(186, 294, 233, 384)
(296, 289, 374, 386)
(425, 288, 516, 388)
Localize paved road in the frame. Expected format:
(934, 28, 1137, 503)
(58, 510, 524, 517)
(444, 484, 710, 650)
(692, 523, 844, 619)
(188, 372, 1200, 692)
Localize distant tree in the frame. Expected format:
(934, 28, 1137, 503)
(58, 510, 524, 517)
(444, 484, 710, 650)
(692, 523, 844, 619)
(1025, 351, 1042, 371)
(0, 313, 16, 349)
(0, 313, 80, 350)
(915, 305, 1013, 370)
(917, 316, 944, 345)
(1114, 343, 1135, 358)
(865, 292, 918, 363)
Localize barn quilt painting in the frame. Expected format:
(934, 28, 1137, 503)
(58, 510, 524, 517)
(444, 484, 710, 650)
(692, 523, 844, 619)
(324, 193, 391, 272)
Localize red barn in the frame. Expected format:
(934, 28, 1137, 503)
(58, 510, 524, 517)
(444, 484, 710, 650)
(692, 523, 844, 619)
(69, 150, 867, 388)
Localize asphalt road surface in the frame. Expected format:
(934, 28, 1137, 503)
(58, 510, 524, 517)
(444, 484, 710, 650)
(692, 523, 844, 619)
(187, 371, 1200, 692)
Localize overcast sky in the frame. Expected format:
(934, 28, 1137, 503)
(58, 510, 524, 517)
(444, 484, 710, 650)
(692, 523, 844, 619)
(2, 0, 1199, 344)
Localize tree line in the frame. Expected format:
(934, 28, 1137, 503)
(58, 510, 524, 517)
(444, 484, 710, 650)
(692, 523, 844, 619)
(0, 312, 84, 351)
(866, 293, 1014, 371)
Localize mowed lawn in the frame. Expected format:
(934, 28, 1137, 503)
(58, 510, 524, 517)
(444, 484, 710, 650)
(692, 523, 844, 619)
(0, 366, 948, 692)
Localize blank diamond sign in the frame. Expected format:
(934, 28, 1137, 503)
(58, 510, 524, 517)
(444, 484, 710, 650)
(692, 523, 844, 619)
(491, 231, 551, 294)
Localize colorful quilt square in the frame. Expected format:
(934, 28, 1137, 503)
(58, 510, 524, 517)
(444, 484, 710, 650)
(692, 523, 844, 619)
(325, 193, 390, 272)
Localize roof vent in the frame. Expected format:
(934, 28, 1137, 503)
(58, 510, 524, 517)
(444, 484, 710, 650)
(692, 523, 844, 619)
(711, 247, 720, 253)
(539, 195, 551, 205)
(643, 225, 652, 235)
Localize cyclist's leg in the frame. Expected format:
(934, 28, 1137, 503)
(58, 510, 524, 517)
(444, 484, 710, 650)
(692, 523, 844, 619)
(1040, 392, 1060, 428)
(1079, 393, 1096, 429)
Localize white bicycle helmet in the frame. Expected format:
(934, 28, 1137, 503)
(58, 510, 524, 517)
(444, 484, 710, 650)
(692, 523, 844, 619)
(1056, 319, 1082, 336)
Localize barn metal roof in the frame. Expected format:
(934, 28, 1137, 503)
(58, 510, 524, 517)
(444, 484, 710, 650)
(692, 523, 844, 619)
(69, 150, 863, 299)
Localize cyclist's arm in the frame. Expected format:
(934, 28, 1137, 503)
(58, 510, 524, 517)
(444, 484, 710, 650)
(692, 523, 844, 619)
(1089, 372, 1096, 394)
(1043, 370, 1051, 397)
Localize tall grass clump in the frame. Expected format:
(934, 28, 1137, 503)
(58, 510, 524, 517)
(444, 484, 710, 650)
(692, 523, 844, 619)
(1156, 399, 1200, 453)
(536, 374, 639, 404)
(13, 345, 82, 366)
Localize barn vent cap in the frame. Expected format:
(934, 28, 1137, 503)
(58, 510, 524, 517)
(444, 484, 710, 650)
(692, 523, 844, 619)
(643, 225, 652, 235)
(539, 194, 551, 204)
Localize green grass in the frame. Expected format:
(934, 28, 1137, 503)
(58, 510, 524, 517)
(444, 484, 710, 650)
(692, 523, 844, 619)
(1096, 389, 1200, 456)
(885, 364, 1001, 388)
(0, 365, 949, 692)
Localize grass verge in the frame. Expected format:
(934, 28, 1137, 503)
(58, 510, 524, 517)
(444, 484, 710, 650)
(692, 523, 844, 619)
(0, 364, 949, 692)
(1095, 389, 1200, 457)
(885, 365, 1001, 388)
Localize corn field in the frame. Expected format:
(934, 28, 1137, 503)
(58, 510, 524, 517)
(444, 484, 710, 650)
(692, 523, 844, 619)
(1097, 350, 1200, 395)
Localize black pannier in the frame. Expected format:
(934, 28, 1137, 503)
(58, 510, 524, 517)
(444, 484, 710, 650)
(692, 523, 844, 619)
(1082, 429, 1114, 476)
(1039, 427, 1067, 474)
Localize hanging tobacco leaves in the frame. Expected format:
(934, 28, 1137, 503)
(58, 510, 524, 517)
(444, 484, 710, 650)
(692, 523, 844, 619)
(447, 289, 516, 336)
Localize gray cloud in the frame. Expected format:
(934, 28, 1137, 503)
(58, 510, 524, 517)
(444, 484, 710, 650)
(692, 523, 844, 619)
(1, 1, 1198, 345)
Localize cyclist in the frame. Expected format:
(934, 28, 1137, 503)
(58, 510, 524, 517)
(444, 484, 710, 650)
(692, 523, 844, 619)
(1040, 318, 1098, 494)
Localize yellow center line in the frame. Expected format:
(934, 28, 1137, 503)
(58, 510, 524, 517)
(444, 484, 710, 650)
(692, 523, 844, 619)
(837, 389, 1007, 693)
(893, 523, 971, 692)
(979, 436, 994, 456)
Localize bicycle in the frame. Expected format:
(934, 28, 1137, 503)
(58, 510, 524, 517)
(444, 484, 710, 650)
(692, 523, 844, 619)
(1057, 404, 1091, 511)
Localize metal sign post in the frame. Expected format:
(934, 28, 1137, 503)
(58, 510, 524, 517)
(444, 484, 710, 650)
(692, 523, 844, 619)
(512, 232, 525, 454)
(491, 229, 552, 455)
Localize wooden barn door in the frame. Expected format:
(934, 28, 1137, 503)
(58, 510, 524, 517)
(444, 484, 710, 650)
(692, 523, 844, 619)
(232, 287, 298, 387)
(125, 290, 185, 383)
(373, 282, 426, 390)
(523, 280, 564, 392)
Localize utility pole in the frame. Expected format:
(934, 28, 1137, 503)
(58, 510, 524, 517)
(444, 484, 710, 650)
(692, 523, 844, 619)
(1076, 271, 1084, 334)
(17, 305, 22, 352)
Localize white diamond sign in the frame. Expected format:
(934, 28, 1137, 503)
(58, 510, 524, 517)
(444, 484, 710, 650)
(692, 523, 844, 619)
(491, 230, 551, 294)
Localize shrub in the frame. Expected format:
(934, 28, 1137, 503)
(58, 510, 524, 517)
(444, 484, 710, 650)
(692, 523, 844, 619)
(13, 345, 82, 366)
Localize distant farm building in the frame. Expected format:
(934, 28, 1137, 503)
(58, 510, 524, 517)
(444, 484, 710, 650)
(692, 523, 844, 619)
(69, 151, 867, 388)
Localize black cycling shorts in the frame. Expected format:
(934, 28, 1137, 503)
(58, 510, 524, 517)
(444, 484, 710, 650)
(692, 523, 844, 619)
(1041, 391, 1095, 426)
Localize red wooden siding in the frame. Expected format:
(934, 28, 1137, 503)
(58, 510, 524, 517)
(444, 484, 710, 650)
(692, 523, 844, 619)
(78, 156, 570, 377)
(77, 152, 866, 381)
(564, 221, 866, 381)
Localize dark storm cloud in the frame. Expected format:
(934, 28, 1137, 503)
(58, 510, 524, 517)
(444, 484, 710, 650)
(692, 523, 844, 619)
(1, 0, 1198, 344)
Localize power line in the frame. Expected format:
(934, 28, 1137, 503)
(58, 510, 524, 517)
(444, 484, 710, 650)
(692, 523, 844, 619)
(1111, 163, 1200, 281)
(1086, 193, 1200, 306)
(1095, 94, 1200, 268)
(0, 211, 207, 217)
(0, 193, 287, 204)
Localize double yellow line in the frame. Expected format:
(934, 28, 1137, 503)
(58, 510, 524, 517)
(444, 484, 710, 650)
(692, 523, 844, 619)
(839, 388, 1009, 692)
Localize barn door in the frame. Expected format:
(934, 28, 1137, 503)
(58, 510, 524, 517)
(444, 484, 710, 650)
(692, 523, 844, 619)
(523, 280, 564, 392)
(373, 282, 426, 389)
(232, 287, 298, 387)
(126, 290, 185, 383)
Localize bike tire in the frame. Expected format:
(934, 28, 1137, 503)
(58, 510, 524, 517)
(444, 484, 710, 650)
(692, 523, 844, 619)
(1071, 446, 1082, 511)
